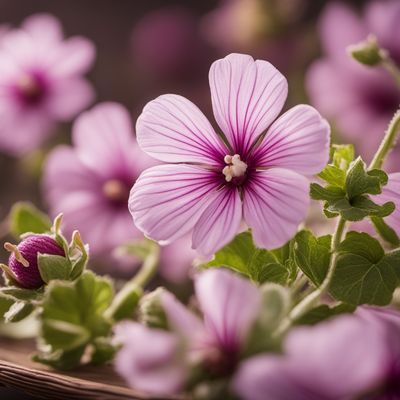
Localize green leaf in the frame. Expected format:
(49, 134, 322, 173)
(296, 303, 356, 326)
(0, 287, 41, 302)
(38, 254, 71, 283)
(318, 165, 346, 188)
(91, 337, 118, 365)
(345, 158, 386, 198)
(42, 319, 90, 351)
(293, 231, 331, 286)
(206, 232, 295, 284)
(33, 346, 86, 371)
(41, 272, 113, 351)
(0, 294, 13, 321)
(105, 283, 142, 322)
(9, 202, 51, 238)
(330, 232, 400, 305)
(4, 301, 34, 322)
(371, 216, 400, 246)
(310, 183, 345, 201)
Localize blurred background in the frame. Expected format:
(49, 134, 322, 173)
(0, 0, 398, 280)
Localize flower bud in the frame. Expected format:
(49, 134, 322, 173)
(348, 35, 385, 66)
(138, 287, 168, 329)
(5, 234, 65, 289)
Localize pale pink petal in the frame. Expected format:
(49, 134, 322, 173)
(252, 105, 330, 175)
(243, 169, 309, 249)
(160, 236, 197, 283)
(0, 108, 54, 155)
(72, 102, 138, 178)
(43, 146, 101, 205)
(49, 36, 95, 77)
(192, 188, 242, 257)
(45, 77, 94, 120)
(195, 269, 261, 351)
(129, 164, 218, 244)
(114, 322, 187, 395)
(373, 173, 400, 236)
(209, 53, 287, 154)
(136, 94, 227, 164)
(233, 355, 311, 400)
(22, 13, 63, 44)
(161, 291, 204, 340)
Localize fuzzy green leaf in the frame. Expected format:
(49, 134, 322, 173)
(38, 254, 72, 283)
(371, 216, 400, 246)
(10, 202, 52, 238)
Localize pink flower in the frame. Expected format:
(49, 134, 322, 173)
(162, 269, 261, 373)
(43, 102, 153, 257)
(114, 322, 188, 395)
(0, 13, 95, 155)
(129, 53, 330, 257)
(114, 269, 261, 395)
(306, 1, 400, 170)
(234, 307, 400, 400)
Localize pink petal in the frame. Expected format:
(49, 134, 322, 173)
(72, 102, 142, 178)
(192, 187, 242, 257)
(129, 164, 218, 244)
(209, 53, 287, 154)
(195, 269, 261, 352)
(49, 36, 95, 77)
(136, 94, 227, 164)
(114, 322, 187, 395)
(243, 168, 309, 249)
(161, 291, 204, 340)
(22, 13, 63, 44)
(251, 105, 330, 175)
(374, 173, 400, 236)
(318, 2, 367, 64)
(45, 77, 94, 120)
(233, 355, 309, 400)
(0, 108, 54, 155)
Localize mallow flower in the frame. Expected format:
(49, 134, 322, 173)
(129, 53, 330, 257)
(0, 13, 95, 155)
(114, 268, 262, 395)
(234, 307, 400, 400)
(306, 1, 400, 169)
(43, 102, 197, 280)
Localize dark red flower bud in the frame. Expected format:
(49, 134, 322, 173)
(6, 234, 65, 289)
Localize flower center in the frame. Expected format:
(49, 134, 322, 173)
(15, 73, 46, 105)
(102, 179, 130, 206)
(222, 154, 247, 182)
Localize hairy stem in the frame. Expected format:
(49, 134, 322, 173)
(382, 57, 400, 89)
(104, 242, 159, 320)
(274, 217, 346, 336)
(369, 109, 400, 170)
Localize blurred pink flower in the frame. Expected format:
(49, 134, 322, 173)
(115, 268, 261, 395)
(234, 307, 400, 399)
(129, 53, 330, 256)
(114, 322, 188, 395)
(43, 102, 153, 256)
(306, 1, 400, 170)
(0, 13, 95, 155)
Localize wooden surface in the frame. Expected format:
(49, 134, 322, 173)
(0, 339, 182, 400)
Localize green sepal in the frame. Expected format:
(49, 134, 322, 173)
(38, 254, 72, 283)
(4, 301, 34, 323)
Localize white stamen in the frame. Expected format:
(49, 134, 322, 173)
(222, 154, 247, 182)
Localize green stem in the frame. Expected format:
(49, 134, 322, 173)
(104, 243, 160, 321)
(382, 58, 400, 89)
(369, 109, 400, 170)
(274, 217, 346, 337)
